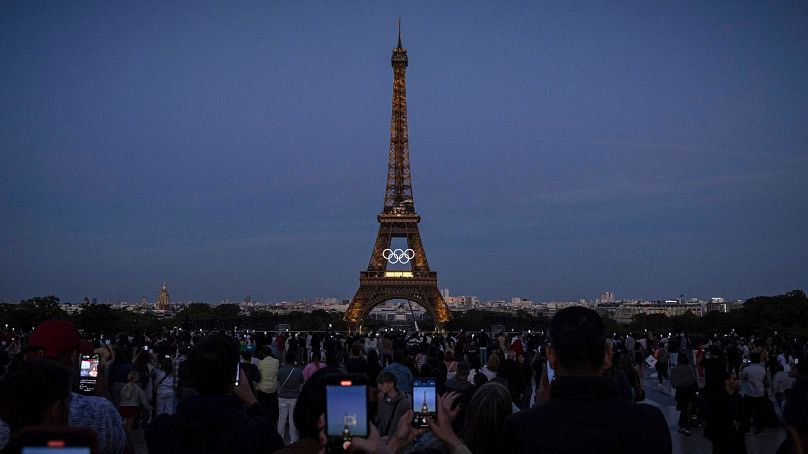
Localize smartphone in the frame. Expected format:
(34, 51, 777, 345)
(104, 339, 110, 346)
(326, 374, 369, 453)
(234, 362, 240, 386)
(795, 358, 800, 365)
(546, 360, 555, 382)
(143, 346, 149, 352)
(20, 427, 96, 454)
(412, 378, 436, 428)
(78, 354, 100, 395)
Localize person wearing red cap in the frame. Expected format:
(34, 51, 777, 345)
(20, 320, 126, 454)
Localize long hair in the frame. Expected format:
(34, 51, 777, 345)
(459, 381, 513, 454)
(486, 353, 500, 372)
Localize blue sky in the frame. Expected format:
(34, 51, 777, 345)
(1, 1, 806, 303)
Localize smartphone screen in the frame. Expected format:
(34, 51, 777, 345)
(235, 362, 240, 386)
(23, 449, 90, 454)
(546, 360, 555, 382)
(412, 378, 436, 427)
(78, 354, 100, 395)
(326, 375, 368, 453)
(20, 427, 95, 454)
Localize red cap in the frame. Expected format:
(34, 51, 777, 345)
(28, 320, 93, 358)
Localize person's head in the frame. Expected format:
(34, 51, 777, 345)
(311, 350, 321, 364)
(26, 320, 93, 370)
(127, 371, 139, 383)
(259, 345, 273, 359)
(456, 361, 470, 380)
(0, 360, 73, 437)
(444, 350, 455, 362)
(548, 307, 606, 376)
(459, 382, 513, 454)
(351, 344, 362, 357)
(473, 372, 488, 388)
(160, 356, 173, 375)
(367, 349, 379, 365)
(783, 377, 808, 454)
(240, 351, 252, 362)
(486, 353, 500, 372)
(377, 371, 397, 396)
(292, 367, 342, 441)
(188, 334, 239, 396)
(751, 352, 761, 364)
(517, 352, 527, 364)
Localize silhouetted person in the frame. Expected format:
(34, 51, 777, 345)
(498, 306, 671, 453)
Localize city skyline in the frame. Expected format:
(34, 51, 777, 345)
(2, 2, 807, 304)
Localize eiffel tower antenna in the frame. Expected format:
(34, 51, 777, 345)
(397, 17, 402, 48)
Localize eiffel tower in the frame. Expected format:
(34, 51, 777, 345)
(345, 25, 451, 332)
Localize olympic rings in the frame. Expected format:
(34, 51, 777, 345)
(382, 248, 415, 264)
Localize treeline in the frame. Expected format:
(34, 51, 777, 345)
(1, 290, 806, 339)
(625, 289, 808, 339)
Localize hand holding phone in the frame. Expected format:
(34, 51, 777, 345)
(78, 354, 100, 395)
(412, 378, 436, 428)
(326, 375, 369, 453)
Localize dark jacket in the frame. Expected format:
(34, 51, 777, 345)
(145, 395, 283, 454)
(498, 376, 671, 454)
(704, 389, 746, 454)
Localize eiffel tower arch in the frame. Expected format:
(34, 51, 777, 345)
(345, 26, 451, 332)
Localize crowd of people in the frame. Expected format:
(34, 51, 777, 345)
(0, 308, 806, 454)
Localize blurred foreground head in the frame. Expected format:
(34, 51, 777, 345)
(548, 306, 606, 376)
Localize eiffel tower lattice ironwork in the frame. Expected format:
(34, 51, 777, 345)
(345, 27, 451, 332)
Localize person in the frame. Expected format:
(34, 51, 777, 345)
(656, 344, 670, 388)
(275, 367, 340, 454)
(618, 355, 644, 403)
(498, 306, 671, 453)
(444, 362, 475, 432)
(776, 377, 808, 454)
(0, 360, 76, 453)
(277, 352, 304, 444)
(380, 351, 414, 397)
(704, 370, 746, 454)
(481, 353, 499, 381)
(444, 350, 458, 380)
(773, 363, 794, 412)
(240, 351, 261, 394)
(670, 353, 698, 435)
(22, 320, 126, 454)
(302, 350, 325, 383)
(119, 371, 151, 433)
(145, 334, 283, 454)
(419, 382, 509, 454)
(345, 344, 368, 375)
(151, 357, 175, 416)
(255, 345, 280, 426)
(374, 372, 411, 438)
(366, 350, 382, 386)
(739, 351, 768, 434)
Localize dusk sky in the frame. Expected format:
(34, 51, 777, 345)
(1, 2, 806, 304)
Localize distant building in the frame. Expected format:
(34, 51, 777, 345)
(155, 282, 171, 311)
(598, 292, 615, 304)
(511, 297, 533, 307)
(613, 301, 702, 324)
